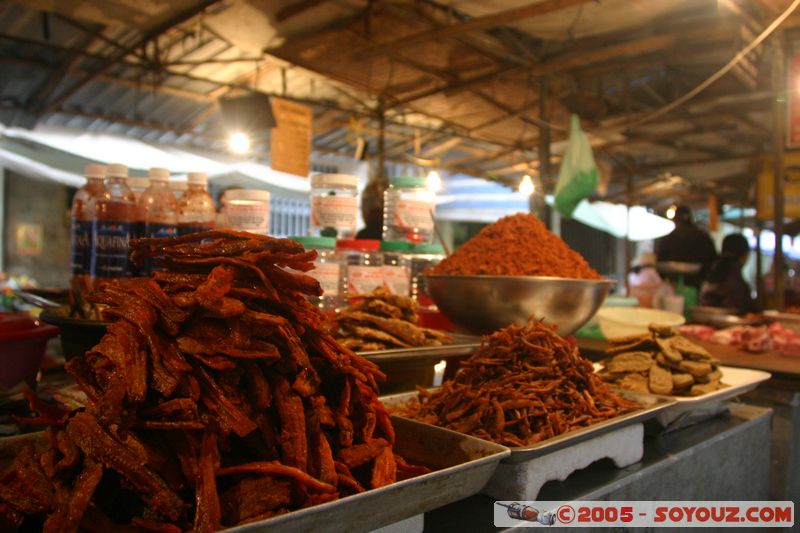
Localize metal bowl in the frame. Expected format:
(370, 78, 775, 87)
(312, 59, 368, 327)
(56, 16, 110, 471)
(424, 275, 615, 336)
(39, 307, 108, 360)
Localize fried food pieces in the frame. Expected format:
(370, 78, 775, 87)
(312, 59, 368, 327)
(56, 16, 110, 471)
(393, 319, 639, 447)
(428, 213, 601, 279)
(0, 230, 427, 532)
(598, 325, 726, 396)
(332, 288, 451, 351)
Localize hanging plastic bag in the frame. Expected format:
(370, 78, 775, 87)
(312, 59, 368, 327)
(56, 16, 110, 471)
(554, 114, 599, 218)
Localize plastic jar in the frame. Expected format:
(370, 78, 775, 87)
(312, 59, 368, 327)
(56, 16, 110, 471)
(381, 240, 412, 296)
(293, 236, 344, 312)
(310, 173, 359, 239)
(222, 189, 270, 234)
(410, 243, 445, 307)
(335, 239, 383, 297)
(382, 176, 436, 244)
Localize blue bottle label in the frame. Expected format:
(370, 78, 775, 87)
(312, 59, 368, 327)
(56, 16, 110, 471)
(146, 223, 178, 239)
(140, 223, 178, 275)
(92, 220, 133, 278)
(178, 223, 214, 236)
(70, 220, 93, 276)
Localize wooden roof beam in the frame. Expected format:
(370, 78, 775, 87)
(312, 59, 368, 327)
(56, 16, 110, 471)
(363, 0, 593, 58)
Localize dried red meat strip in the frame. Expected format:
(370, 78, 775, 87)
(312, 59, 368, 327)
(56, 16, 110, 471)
(193, 432, 220, 533)
(220, 477, 291, 526)
(65, 413, 185, 521)
(131, 517, 183, 533)
(337, 438, 389, 470)
(217, 461, 336, 493)
(0, 444, 53, 515)
(394, 455, 431, 481)
(43, 459, 103, 533)
(194, 365, 257, 438)
(370, 447, 397, 489)
(271, 374, 308, 471)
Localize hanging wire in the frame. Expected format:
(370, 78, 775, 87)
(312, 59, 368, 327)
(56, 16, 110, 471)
(537, 0, 800, 133)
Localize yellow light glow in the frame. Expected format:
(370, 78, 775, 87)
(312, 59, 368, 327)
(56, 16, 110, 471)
(427, 170, 442, 192)
(666, 205, 677, 220)
(228, 132, 251, 154)
(519, 174, 534, 196)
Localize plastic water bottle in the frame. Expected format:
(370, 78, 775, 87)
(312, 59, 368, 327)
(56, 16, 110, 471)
(91, 163, 136, 280)
(177, 172, 216, 235)
(382, 176, 436, 244)
(138, 167, 178, 274)
(70, 164, 107, 278)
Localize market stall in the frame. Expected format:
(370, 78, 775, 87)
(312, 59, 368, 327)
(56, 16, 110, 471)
(1, 0, 799, 531)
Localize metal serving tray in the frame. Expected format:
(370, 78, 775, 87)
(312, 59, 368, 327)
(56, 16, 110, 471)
(225, 416, 509, 533)
(358, 333, 481, 363)
(381, 390, 675, 464)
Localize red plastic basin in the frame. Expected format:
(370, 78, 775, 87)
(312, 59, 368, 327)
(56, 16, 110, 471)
(0, 313, 59, 388)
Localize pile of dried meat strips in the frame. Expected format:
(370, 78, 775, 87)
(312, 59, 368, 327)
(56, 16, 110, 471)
(331, 288, 451, 351)
(394, 319, 639, 447)
(0, 230, 427, 533)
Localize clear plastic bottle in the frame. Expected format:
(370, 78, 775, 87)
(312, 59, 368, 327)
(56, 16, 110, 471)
(293, 236, 344, 314)
(91, 163, 136, 280)
(335, 239, 383, 296)
(127, 177, 150, 203)
(177, 172, 216, 235)
(70, 164, 108, 278)
(309, 173, 359, 239)
(138, 168, 178, 274)
(380, 240, 412, 296)
(382, 176, 436, 244)
(222, 189, 270, 234)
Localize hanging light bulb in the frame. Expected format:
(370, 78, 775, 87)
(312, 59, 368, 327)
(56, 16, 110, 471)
(228, 131, 251, 154)
(666, 204, 677, 220)
(519, 174, 534, 196)
(427, 170, 442, 192)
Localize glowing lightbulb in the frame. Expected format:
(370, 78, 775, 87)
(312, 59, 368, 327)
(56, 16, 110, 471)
(228, 132, 251, 154)
(427, 170, 442, 192)
(519, 174, 534, 196)
(666, 205, 677, 220)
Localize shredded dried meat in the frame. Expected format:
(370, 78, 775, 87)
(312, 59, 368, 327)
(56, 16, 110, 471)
(429, 213, 601, 279)
(394, 319, 639, 446)
(0, 230, 429, 532)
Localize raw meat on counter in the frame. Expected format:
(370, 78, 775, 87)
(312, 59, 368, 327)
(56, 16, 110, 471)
(679, 322, 800, 356)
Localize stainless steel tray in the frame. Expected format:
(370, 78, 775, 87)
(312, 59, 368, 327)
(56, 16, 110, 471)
(381, 390, 675, 465)
(358, 333, 481, 362)
(225, 415, 509, 533)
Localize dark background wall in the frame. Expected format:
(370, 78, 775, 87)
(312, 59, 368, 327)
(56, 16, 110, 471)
(3, 170, 72, 287)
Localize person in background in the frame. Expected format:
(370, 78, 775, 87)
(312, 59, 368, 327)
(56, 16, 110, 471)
(356, 180, 384, 239)
(655, 205, 717, 286)
(628, 251, 662, 307)
(700, 233, 757, 313)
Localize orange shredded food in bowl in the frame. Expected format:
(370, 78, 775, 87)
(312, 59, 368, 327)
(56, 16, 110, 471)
(429, 213, 601, 279)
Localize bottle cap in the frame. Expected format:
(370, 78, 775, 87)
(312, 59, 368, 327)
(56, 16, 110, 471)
(148, 167, 170, 181)
(107, 163, 128, 178)
(310, 173, 358, 189)
(412, 243, 445, 254)
(169, 181, 188, 192)
(84, 164, 106, 179)
(291, 236, 336, 250)
(127, 177, 150, 190)
(335, 239, 381, 252)
(390, 176, 427, 189)
(188, 172, 208, 184)
(380, 240, 413, 252)
(222, 189, 270, 203)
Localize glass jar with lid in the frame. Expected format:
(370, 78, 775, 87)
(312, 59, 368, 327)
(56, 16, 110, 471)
(380, 240, 412, 296)
(222, 189, 270, 234)
(292, 236, 343, 313)
(382, 176, 436, 244)
(410, 242, 445, 307)
(335, 239, 383, 297)
(310, 173, 359, 239)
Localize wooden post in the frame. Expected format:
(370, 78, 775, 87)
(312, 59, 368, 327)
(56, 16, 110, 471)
(773, 35, 786, 310)
(376, 97, 387, 189)
(536, 77, 550, 222)
(624, 171, 633, 296)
